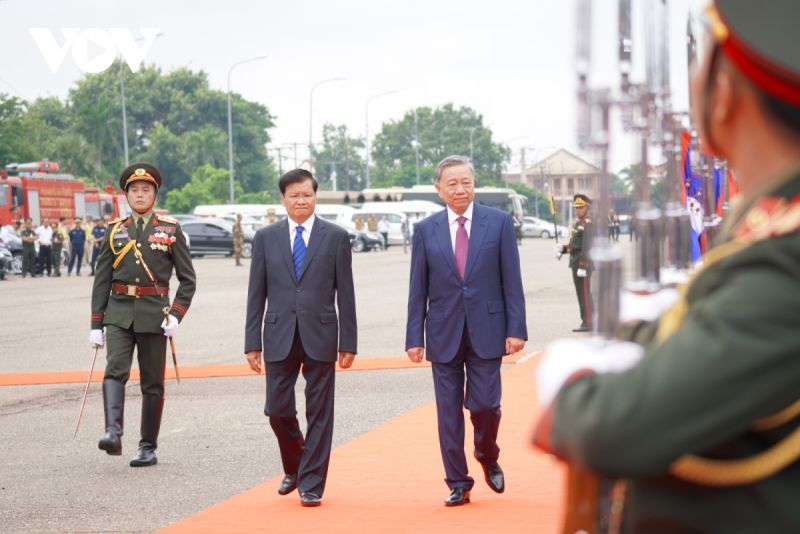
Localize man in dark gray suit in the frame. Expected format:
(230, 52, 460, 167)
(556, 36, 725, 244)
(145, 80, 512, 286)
(245, 169, 357, 507)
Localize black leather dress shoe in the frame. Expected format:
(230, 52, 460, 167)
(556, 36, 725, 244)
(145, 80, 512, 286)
(300, 492, 322, 507)
(480, 462, 505, 493)
(572, 323, 590, 332)
(444, 488, 471, 507)
(278, 474, 297, 495)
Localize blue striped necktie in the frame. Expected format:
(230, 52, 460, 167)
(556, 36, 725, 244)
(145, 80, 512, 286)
(293, 225, 306, 279)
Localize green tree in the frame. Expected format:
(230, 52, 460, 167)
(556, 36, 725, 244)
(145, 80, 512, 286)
(70, 72, 122, 178)
(66, 61, 277, 197)
(22, 97, 95, 180)
(370, 103, 509, 187)
(165, 164, 243, 213)
(312, 123, 366, 191)
(0, 94, 36, 165)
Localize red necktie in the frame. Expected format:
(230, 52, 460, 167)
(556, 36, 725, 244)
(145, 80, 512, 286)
(455, 216, 468, 279)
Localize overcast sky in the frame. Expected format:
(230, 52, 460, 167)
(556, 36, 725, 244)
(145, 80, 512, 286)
(0, 0, 700, 174)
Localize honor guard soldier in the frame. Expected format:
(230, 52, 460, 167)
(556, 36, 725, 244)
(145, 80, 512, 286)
(90, 162, 196, 467)
(535, 1, 800, 531)
(555, 194, 593, 332)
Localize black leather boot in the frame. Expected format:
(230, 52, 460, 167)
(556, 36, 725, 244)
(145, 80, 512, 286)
(98, 379, 125, 456)
(130, 394, 164, 467)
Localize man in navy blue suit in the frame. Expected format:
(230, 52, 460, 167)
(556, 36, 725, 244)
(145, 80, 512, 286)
(405, 155, 527, 506)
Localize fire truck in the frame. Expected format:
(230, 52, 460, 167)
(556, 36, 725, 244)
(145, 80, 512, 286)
(0, 161, 129, 226)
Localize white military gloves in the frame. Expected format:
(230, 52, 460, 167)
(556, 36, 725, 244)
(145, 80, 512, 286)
(536, 338, 644, 406)
(89, 329, 105, 348)
(161, 314, 179, 337)
(576, 268, 587, 278)
(554, 243, 566, 258)
(619, 288, 680, 323)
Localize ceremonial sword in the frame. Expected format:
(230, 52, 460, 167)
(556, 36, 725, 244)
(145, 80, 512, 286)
(74, 344, 100, 438)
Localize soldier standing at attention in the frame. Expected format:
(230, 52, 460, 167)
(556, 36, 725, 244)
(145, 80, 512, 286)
(90, 162, 196, 467)
(233, 213, 244, 267)
(555, 194, 593, 332)
(20, 217, 37, 278)
(535, 2, 800, 531)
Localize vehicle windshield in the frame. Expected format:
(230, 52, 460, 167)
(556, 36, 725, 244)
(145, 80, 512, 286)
(86, 201, 101, 220)
(0, 184, 7, 207)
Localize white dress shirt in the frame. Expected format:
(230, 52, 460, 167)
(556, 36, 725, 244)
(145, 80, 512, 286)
(446, 202, 473, 253)
(288, 214, 315, 252)
(36, 225, 53, 246)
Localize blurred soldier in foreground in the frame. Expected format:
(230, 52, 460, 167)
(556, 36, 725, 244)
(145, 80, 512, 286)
(91, 163, 196, 467)
(555, 194, 593, 332)
(534, 2, 800, 531)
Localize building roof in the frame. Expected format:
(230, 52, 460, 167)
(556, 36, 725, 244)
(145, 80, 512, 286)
(527, 148, 600, 176)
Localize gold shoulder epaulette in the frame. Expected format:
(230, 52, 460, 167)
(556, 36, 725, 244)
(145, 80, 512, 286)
(109, 216, 126, 225)
(157, 215, 178, 224)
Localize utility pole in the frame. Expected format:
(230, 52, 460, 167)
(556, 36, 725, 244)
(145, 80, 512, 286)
(268, 146, 285, 175)
(520, 147, 527, 189)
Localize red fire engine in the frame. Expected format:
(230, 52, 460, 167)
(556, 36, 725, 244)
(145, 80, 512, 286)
(0, 161, 129, 226)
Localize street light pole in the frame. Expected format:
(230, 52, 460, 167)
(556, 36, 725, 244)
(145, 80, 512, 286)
(364, 90, 397, 189)
(309, 77, 345, 174)
(120, 59, 130, 166)
(413, 108, 421, 185)
(227, 55, 268, 204)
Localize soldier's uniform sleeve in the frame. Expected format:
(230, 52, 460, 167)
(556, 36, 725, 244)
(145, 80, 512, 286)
(168, 221, 196, 322)
(577, 218, 592, 269)
(90, 229, 114, 329)
(540, 257, 800, 479)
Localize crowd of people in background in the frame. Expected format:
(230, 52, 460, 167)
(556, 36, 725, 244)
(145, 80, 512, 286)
(0, 215, 109, 279)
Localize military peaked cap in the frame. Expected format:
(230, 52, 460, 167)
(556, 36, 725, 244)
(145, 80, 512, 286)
(119, 162, 162, 191)
(573, 194, 592, 208)
(711, 0, 800, 106)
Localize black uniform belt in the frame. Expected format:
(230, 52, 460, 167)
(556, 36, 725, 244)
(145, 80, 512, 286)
(111, 283, 169, 297)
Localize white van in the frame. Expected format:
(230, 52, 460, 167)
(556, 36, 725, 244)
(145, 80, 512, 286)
(193, 204, 286, 220)
(314, 204, 359, 229)
(352, 201, 438, 245)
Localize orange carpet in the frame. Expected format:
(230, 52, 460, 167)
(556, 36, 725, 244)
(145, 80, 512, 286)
(159, 353, 564, 533)
(0, 353, 527, 387)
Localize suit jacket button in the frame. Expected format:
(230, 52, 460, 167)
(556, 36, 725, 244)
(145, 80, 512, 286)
(296, 288, 301, 293)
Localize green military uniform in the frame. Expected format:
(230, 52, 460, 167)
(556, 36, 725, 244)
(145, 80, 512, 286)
(91, 162, 196, 467)
(537, 1, 800, 530)
(232, 218, 244, 266)
(20, 227, 37, 277)
(563, 194, 593, 331)
(51, 227, 63, 277)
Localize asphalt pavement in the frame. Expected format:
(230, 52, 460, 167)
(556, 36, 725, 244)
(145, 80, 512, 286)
(0, 236, 631, 532)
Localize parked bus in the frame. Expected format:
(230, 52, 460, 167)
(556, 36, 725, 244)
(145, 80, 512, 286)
(360, 185, 526, 220)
